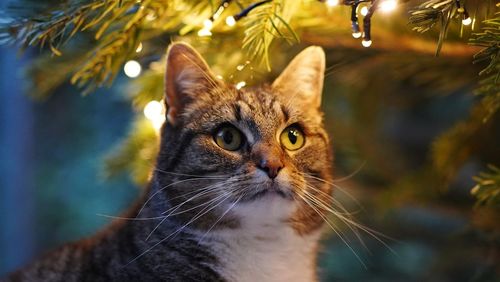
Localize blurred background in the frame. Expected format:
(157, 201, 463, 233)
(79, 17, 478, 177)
(0, 0, 499, 281)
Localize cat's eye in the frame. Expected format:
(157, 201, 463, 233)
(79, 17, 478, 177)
(214, 125, 243, 151)
(280, 125, 305, 151)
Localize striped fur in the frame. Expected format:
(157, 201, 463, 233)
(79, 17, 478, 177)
(5, 43, 333, 282)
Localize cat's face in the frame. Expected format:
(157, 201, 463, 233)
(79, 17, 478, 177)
(154, 43, 333, 235)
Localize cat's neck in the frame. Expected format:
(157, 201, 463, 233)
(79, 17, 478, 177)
(138, 180, 322, 281)
(194, 195, 322, 282)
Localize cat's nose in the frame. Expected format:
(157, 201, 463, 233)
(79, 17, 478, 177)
(257, 158, 283, 179)
(253, 144, 284, 179)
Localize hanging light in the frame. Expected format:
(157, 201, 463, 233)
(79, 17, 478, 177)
(326, 0, 340, 7)
(123, 60, 142, 78)
(379, 0, 397, 13)
(361, 40, 372, 47)
(225, 16, 236, 27)
(144, 100, 166, 131)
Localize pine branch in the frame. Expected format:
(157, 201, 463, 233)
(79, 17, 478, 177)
(470, 4, 500, 122)
(242, 0, 299, 70)
(472, 165, 500, 208)
(409, 0, 458, 56)
(0, 0, 135, 52)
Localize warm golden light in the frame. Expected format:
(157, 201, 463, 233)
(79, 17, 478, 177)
(225, 16, 236, 27)
(326, 0, 340, 7)
(360, 6, 369, 16)
(123, 60, 142, 78)
(462, 17, 472, 26)
(379, 0, 397, 13)
(144, 100, 166, 131)
(362, 40, 372, 47)
(235, 81, 246, 90)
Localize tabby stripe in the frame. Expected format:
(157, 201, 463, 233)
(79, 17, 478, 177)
(164, 130, 196, 171)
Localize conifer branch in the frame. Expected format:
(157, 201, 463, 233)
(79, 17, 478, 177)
(470, 5, 500, 122)
(472, 165, 500, 208)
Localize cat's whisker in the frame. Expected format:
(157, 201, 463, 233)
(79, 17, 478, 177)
(95, 214, 168, 221)
(296, 192, 368, 269)
(154, 168, 230, 179)
(160, 175, 246, 216)
(125, 191, 233, 267)
(146, 181, 237, 241)
(137, 177, 223, 216)
(298, 179, 360, 215)
(146, 176, 248, 241)
(197, 193, 245, 245)
(331, 161, 366, 183)
(302, 185, 397, 256)
(302, 172, 364, 209)
(302, 188, 368, 252)
(146, 190, 228, 241)
(165, 192, 233, 241)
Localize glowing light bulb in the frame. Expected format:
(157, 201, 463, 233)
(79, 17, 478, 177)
(352, 32, 362, 38)
(123, 60, 142, 78)
(326, 0, 339, 6)
(379, 0, 397, 13)
(462, 17, 472, 26)
(197, 28, 212, 37)
(203, 19, 213, 30)
(226, 16, 236, 27)
(361, 40, 372, 47)
(235, 81, 246, 90)
(144, 100, 166, 131)
(146, 12, 156, 21)
(135, 42, 143, 53)
(360, 6, 369, 16)
(144, 100, 163, 120)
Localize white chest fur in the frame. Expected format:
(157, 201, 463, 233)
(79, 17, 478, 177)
(200, 195, 322, 282)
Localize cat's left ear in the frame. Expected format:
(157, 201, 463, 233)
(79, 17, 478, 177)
(164, 42, 219, 126)
(272, 46, 325, 109)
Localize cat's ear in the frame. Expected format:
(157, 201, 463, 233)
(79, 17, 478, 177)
(272, 46, 325, 109)
(164, 42, 218, 125)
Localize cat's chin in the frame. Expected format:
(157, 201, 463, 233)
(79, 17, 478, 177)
(243, 185, 292, 202)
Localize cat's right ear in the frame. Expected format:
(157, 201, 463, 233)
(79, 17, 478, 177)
(164, 42, 219, 126)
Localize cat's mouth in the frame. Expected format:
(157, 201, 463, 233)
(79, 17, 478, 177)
(242, 183, 294, 202)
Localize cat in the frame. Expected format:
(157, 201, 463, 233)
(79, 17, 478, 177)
(5, 42, 333, 282)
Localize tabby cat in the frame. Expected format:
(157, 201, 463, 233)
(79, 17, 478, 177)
(5, 42, 333, 282)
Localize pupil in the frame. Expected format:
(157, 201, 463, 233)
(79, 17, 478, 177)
(223, 130, 233, 144)
(288, 129, 298, 144)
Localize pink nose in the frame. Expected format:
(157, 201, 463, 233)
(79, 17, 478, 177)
(257, 158, 283, 179)
(253, 144, 284, 179)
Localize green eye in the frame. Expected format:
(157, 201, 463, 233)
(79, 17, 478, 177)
(214, 126, 243, 151)
(280, 125, 305, 151)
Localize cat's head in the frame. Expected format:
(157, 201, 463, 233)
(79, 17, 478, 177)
(154, 42, 333, 235)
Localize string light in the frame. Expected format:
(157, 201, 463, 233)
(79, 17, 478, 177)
(235, 81, 246, 90)
(144, 100, 166, 131)
(197, 28, 212, 37)
(326, 0, 340, 7)
(319, 0, 404, 47)
(200, 0, 271, 33)
(361, 40, 372, 47)
(379, 0, 397, 13)
(124, 60, 142, 78)
(455, 1, 472, 26)
(135, 42, 143, 53)
(203, 19, 213, 30)
(225, 15, 236, 27)
(360, 6, 369, 16)
(352, 32, 362, 38)
(462, 16, 472, 25)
